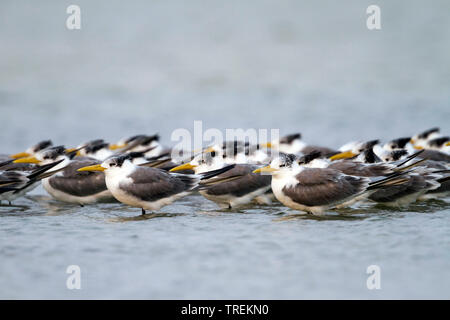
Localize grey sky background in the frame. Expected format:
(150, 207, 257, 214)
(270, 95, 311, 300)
(1, 0, 449, 150)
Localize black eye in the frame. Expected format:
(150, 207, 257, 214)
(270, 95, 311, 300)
(211, 151, 216, 157)
(110, 163, 116, 167)
(279, 164, 286, 167)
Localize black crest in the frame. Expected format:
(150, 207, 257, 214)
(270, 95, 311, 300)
(279, 153, 298, 167)
(43, 146, 66, 160)
(85, 141, 108, 154)
(126, 134, 147, 144)
(109, 154, 132, 167)
(390, 150, 408, 161)
(363, 139, 380, 149)
(298, 150, 322, 164)
(361, 148, 382, 163)
(428, 136, 449, 148)
(141, 134, 160, 146)
(280, 133, 301, 144)
(389, 137, 411, 149)
(418, 127, 440, 139)
(32, 140, 53, 153)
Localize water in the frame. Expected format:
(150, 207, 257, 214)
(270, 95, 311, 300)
(0, 0, 449, 299)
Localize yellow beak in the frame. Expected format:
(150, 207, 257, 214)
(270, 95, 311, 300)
(109, 143, 126, 150)
(77, 164, 106, 172)
(253, 165, 277, 173)
(329, 151, 357, 161)
(260, 142, 272, 149)
(13, 156, 41, 164)
(413, 145, 424, 150)
(65, 148, 82, 156)
(203, 146, 215, 153)
(169, 163, 196, 172)
(445, 141, 450, 147)
(10, 152, 31, 159)
(410, 138, 416, 145)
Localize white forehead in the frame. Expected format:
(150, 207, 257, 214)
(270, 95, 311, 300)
(270, 157, 282, 167)
(339, 141, 361, 152)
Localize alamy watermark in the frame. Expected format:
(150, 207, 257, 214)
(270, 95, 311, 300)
(170, 120, 280, 163)
(366, 5, 381, 30)
(66, 265, 81, 290)
(66, 5, 81, 30)
(366, 265, 381, 290)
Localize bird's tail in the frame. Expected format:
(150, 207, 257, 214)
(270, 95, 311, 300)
(199, 164, 236, 180)
(394, 150, 425, 169)
(170, 164, 236, 191)
(0, 159, 14, 169)
(367, 170, 411, 190)
(11, 160, 65, 194)
(26, 160, 64, 180)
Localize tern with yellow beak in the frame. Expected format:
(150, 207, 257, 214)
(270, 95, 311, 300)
(170, 149, 272, 208)
(253, 153, 412, 214)
(299, 150, 445, 206)
(410, 127, 441, 149)
(0, 159, 63, 204)
(10, 140, 53, 160)
(3, 140, 54, 171)
(262, 133, 339, 157)
(78, 154, 235, 214)
(14, 146, 115, 205)
(329, 140, 380, 161)
(74, 140, 115, 161)
(109, 134, 166, 158)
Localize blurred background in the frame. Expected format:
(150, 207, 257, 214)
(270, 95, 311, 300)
(0, 0, 449, 151)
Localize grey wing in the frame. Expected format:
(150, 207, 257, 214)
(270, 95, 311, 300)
(203, 164, 271, 197)
(282, 168, 369, 207)
(369, 174, 437, 202)
(48, 160, 107, 196)
(419, 150, 450, 162)
(1, 163, 38, 172)
(120, 167, 189, 202)
(329, 161, 394, 177)
(0, 171, 28, 187)
(422, 160, 448, 170)
(301, 146, 339, 157)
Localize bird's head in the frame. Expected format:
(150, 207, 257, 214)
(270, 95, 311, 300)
(170, 150, 223, 174)
(13, 146, 67, 165)
(331, 139, 379, 161)
(10, 139, 53, 159)
(77, 155, 133, 173)
(253, 153, 298, 175)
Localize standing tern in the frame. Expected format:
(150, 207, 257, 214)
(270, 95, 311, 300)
(78, 154, 235, 214)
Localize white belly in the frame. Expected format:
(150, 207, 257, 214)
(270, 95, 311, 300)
(106, 176, 190, 211)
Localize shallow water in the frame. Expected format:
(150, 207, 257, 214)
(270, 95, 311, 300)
(1, 0, 450, 299)
(1, 192, 449, 299)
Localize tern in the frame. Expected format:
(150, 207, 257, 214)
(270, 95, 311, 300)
(262, 133, 339, 157)
(253, 153, 410, 214)
(14, 146, 115, 205)
(78, 154, 235, 214)
(170, 149, 272, 208)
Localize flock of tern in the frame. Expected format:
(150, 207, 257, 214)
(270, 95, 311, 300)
(1, 127, 449, 215)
